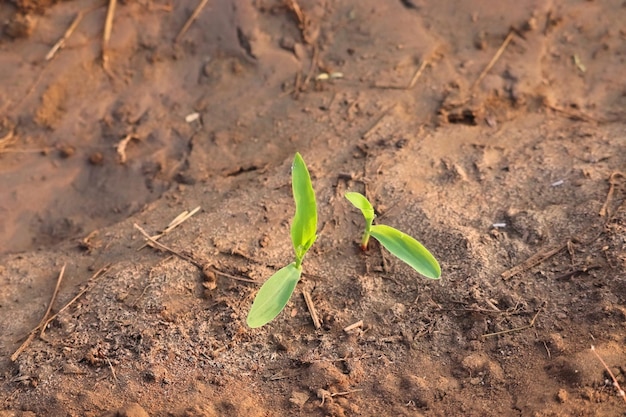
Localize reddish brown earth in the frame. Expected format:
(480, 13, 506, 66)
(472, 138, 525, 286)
(1, 0, 625, 416)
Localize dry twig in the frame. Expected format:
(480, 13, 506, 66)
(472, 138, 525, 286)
(590, 345, 626, 403)
(302, 289, 321, 329)
(158, 207, 202, 238)
(599, 172, 625, 217)
(361, 103, 396, 139)
(286, 0, 311, 44)
(286, 0, 305, 28)
(39, 265, 110, 337)
(11, 264, 109, 362)
(407, 57, 430, 89)
(175, 0, 210, 44)
(102, 0, 117, 70)
(301, 44, 319, 88)
(501, 242, 568, 280)
(39, 265, 66, 338)
(472, 30, 515, 90)
(106, 357, 119, 384)
(3, 4, 104, 115)
(135, 223, 199, 265)
(481, 308, 542, 338)
(546, 103, 604, 123)
(115, 133, 140, 164)
(373, 56, 431, 90)
(343, 320, 364, 332)
(46, 10, 86, 60)
(134, 223, 256, 283)
(0, 121, 16, 153)
(11, 264, 66, 361)
(318, 388, 363, 406)
(137, 207, 201, 250)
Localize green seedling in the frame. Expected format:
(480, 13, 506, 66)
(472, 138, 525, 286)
(345, 192, 441, 279)
(247, 153, 317, 328)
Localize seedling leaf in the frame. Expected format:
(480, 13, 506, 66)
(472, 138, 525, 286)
(246, 263, 302, 328)
(370, 224, 441, 279)
(291, 153, 318, 263)
(345, 192, 375, 223)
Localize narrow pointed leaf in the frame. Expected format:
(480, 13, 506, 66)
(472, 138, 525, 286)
(370, 224, 441, 279)
(345, 192, 375, 223)
(291, 153, 318, 260)
(247, 263, 302, 328)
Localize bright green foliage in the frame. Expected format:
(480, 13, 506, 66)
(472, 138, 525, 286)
(345, 192, 375, 222)
(291, 153, 318, 267)
(370, 225, 441, 279)
(345, 192, 374, 249)
(345, 192, 441, 279)
(247, 153, 318, 328)
(246, 263, 302, 328)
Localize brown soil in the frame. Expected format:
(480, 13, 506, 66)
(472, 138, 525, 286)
(1, 0, 625, 416)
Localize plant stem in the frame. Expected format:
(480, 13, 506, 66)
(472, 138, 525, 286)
(295, 256, 303, 269)
(360, 218, 373, 251)
(360, 231, 370, 251)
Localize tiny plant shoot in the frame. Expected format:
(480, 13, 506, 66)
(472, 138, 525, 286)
(345, 192, 441, 279)
(247, 153, 318, 328)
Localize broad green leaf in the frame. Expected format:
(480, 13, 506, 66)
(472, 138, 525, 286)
(291, 153, 318, 262)
(247, 263, 302, 328)
(370, 224, 441, 279)
(345, 192, 375, 223)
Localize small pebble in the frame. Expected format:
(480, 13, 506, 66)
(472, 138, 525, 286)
(556, 388, 568, 403)
(58, 145, 75, 158)
(4, 14, 37, 39)
(88, 152, 104, 165)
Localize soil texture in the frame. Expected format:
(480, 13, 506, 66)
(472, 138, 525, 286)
(1, 0, 625, 416)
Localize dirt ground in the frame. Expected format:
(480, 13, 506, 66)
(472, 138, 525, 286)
(1, 0, 625, 416)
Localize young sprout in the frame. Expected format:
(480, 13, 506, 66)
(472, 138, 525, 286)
(345, 192, 441, 279)
(247, 153, 318, 328)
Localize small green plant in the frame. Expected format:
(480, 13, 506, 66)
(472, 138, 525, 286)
(345, 192, 441, 279)
(247, 153, 317, 328)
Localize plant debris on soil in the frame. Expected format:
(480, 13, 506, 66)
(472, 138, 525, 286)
(1, 0, 625, 416)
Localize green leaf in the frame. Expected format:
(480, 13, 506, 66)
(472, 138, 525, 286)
(247, 263, 302, 328)
(345, 192, 375, 223)
(291, 153, 318, 263)
(370, 224, 441, 279)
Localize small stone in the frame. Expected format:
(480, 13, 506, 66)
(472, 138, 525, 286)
(279, 36, 296, 52)
(461, 353, 504, 385)
(174, 172, 196, 185)
(395, 138, 408, 148)
(58, 144, 75, 158)
(142, 369, 157, 383)
(259, 234, 270, 248)
(201, 281, 217, 291)
(202, 265, 217, 291)
(88, 152, 104, 166)
(523, 16, 538, 32)
(142, 365, 169, 384)
(474, 32, 487, 50)
(289, 390, 309, 407)
(4, 14, 37, 39)
(546, 333, 567, 355)
(556, 388, 568, 403)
